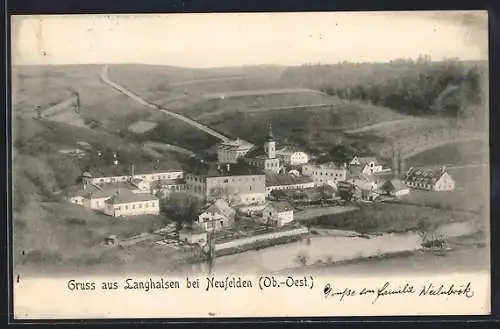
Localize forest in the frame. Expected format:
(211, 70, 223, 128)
(280, 57, 486, 119)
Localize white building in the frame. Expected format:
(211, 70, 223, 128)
(197, 199, 236, 231)
(217, 138, 255, 164)
(265, 172, 315, 197)
(276, 147, 310, 166)
(403, 167, 455, 192)
(185, 162, 266, 205)
(263, 202, 294, 227)
(302, 163, 348, 187)
(103, 190, 160, 217)
(349, 156, 385, 176)
(179, 225, 208, 246)
(82, 161, 183, 185)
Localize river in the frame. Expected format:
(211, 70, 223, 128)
(177, 221, 484, 276)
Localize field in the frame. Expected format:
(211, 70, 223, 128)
(310, 202, 483, 235)
(405, 140, 489, 167)
(13, 65, 156, 129)
(13, 200, 174, 276)
(107, 64, 289, 107)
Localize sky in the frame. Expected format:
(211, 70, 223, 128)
(11, 11, 488, 68)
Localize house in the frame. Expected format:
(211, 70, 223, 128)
(301, 162, 348, 188)
(217, 138, 255, 164)
(403, 166, 455, 191)
(179, 225, 208, 246)
(263, 202, 294, 227)
(349, 156, 385, 176)
(198, 199, 236, 231)
(380, 178, 410, 197)
(185, 162, 266, 205)
(265, 172, 315, 197)
(103, 190, 160, 217)
(275, 147, 310, 166)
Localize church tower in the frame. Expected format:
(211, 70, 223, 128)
(263, 121, 276, 159)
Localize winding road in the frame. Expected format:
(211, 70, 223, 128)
(100, 65, 231, 143)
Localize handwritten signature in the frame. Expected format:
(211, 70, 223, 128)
(323, 281, 474, 304)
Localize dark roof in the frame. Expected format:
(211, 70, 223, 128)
(265, 172, 313, 187)
(105, 190, 159, 204)
(64, 184, 101, 198)
(245, 146, 268, 159)
(85, 160, 182, 178)
(189, 161, 265, 177)
(200, 199, 235, 218)
(404, 167, 449, 185)
(381, 179, 407, 192)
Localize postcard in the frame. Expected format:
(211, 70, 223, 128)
(10, 11, 490, 320)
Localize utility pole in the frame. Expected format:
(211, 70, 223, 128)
(206, 219, 216, 275)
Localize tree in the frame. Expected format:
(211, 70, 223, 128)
(209, 186, 239, 205)
(164, 192, 202, 229)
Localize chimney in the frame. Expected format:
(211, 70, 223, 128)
(441, 165, 447, 173)
(226, 164, 230, 172)
(131, 164, 135, 178)
(112, 152, 119, 165)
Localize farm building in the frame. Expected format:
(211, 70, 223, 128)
(198, 199, 236, 231)
(263, 202, 294, 227)
(403, 167, 455, 192)
(179, 225, 208, 246)
(103, 190, 160, 217)
(380, 179, 410, 197)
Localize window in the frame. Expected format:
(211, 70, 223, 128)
(146, 203, 149, 208)
(139, 204, 142, 208)
(132, 205, 135, 209)
(125, 205, 128, 210)
(249, 186, 252, 191)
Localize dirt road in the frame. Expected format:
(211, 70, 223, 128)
(101, 65, 231, 143)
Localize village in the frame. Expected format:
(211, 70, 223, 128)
(63, 121, 457, 260)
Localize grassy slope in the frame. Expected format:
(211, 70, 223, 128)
(13, 65, 156, 129)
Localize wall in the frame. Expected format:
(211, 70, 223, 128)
(215, 227, 309, 251)
(113, 200, 160, 217)
(265, 181, 315, 197)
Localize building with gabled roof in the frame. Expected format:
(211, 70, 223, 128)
(403, 166, 455, 192)
(103, 190, 160, 217)
(380, 178, 410, 197)
(275, 146, 310, 166)
(263, 201, 294, 227)
(198, 199, 236, 231)
(349, 156, 385, 176)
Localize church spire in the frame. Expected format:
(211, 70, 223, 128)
(266, 121, 274, 141)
